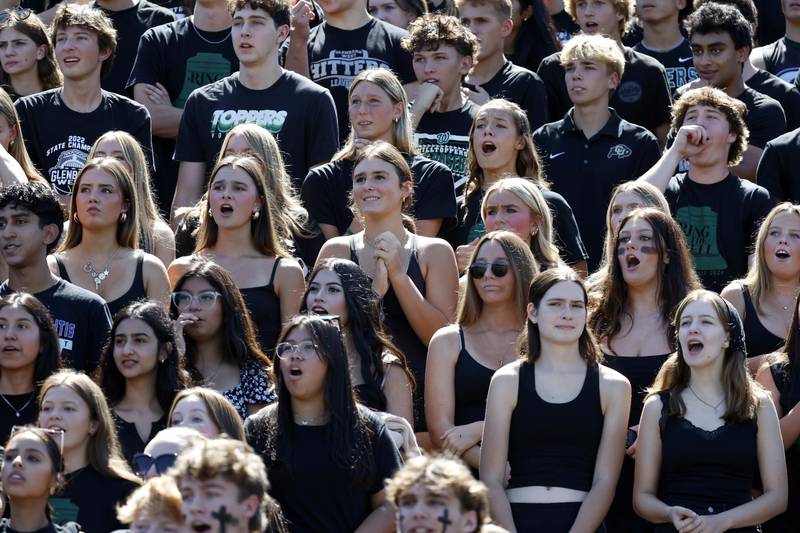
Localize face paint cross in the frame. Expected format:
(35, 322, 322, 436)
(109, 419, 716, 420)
(212, 505, 238, 533)
(437, 508, 453, 533)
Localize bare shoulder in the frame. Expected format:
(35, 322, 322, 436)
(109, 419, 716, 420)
(720, 282, 746, 315)
(416, 235, 455, 258)
(429, 324, 463, 361)
(317, 236, 352, 263)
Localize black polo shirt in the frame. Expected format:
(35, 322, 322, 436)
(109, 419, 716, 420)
(480, 60, 549, 130)
(756, 127, 800, 203)
(745, 69, 800, 131)
(537, 46, 673, 137)
(533, 108, 661, 270)
(633, 38, 697, 97)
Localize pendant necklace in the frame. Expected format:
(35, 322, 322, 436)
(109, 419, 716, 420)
(293, 413, 328, 426)
(0, 392, 33, 418)
(688, 385, 725, 411)
(83, 247, 120, 292)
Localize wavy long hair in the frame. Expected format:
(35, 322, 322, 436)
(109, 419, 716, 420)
(458, 231, 536, 326)
(648, 290, 759, 423)
(0, 88, 46, 184)
(95, 300, 189, 413)
(0, 13, 62, 92)
(301, 259, 415, 409)
(589, 208, 701, 353)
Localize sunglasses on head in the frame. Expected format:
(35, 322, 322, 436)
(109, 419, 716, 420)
(0, 8, 31, 23)
(132, 452, 178, 477)
(10, 425, 64, 457)
(469, 261, 509, 279)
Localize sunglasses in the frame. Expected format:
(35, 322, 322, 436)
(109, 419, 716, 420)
(0, 8, 31, 23)
(132, 452, 178, 477)
(171, 290, 221, 310)
(10, 425, 64, 457)
(468, 261, 509, 279)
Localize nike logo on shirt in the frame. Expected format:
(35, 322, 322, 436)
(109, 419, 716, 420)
(549, 152, 566, 159)
(678, 56, 693, 63)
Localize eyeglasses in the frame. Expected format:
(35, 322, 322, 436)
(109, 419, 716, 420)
(0, 8, 31, 23)
(275, 340, 318, 360)
(10, 425, 64, 457)
(131, 452, 178, 477)
(171, 290, 222, 310)
(468, 260, 510, 279)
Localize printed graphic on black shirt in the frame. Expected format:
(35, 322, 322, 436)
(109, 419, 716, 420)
(415, 131, 470, 196)
(176, 53, 233, 107)
(675, 205, 728, 273)
(46, 137, 92, 196)
(310, 50, 391, 87)
(210, 108, 287, 138)
(634, 39, 697, 95)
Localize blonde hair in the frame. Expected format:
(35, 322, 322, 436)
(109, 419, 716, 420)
(88, 131, 167, 254)
(218, 124, 317, 240)
(739, 202, 800, 314)
(39, 370, 139, 484)
(335, 69, 416, 161)
(60, 157, 140, 251)
(560, 33, 626, 80)
(117, 476, 183, 525)
(565, 0, 633, 34)
(0, 88, 46, 185)
(481, 177, 561, 268)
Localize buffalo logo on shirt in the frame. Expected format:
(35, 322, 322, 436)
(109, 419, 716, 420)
(616, 81, 643, 103)
(48, 145, 89, 196)
(607, 144, 632, 159)
(310, 50, 391, 88)
(210, 109, 287, 138)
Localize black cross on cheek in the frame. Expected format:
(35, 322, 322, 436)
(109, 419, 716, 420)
(211, 505, 238, 533)
(437, 508, 453, 533)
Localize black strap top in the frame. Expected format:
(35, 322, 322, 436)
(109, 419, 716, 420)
(739, 284, 784, 358)
(603, 353, 669, 427)
(508, 362, 604, 491)
(453, 327, 495, 426)
(349, 235, 428, 430)
(54, 251, 146, 318)
(657, 392, 757, 514)
(239, 258, 281, 356)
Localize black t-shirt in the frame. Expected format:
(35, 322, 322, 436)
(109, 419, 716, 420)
(537, 47, 673, 137)
(759, 37, 800, 84)
(451, 186, 588, 264)
(175, 71, 338, 187)
(745, 69, 800, 131)
(15, 89, 153, 197)
(0, 279, 112, 373)
(245, 407, 402, 533)
(533, 109, 661, 270)
(633, 38, 697, 97)
(302, 153, 457, 235)
(415, 99, 479, 200)
(50, 466, 137, 533)
(756, 127, 800, 203)
(301, 18, 415, 142)
(94, 0, 176, 95)
(480, 60, 549, 130)
(664, 173, 773, 292)
(127, 17, 239, 215)
(735, 86, 787, 149)
(149, 0, 186, 18)
(0, 519, 80, 533)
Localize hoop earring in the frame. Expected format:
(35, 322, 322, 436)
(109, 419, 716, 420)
(120, 212, 127, 224)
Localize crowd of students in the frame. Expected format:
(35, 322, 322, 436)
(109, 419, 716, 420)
(0, 0, 795, 530)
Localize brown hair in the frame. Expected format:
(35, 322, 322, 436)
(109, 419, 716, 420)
(350, 141, 415, 223)
(560, 33, 625, 79)
(195, 155, 289, 258)
(565, 0, 633, 34)
(522, 267, 603, 365)
(50, 4, 117, 79)
(0, 88, 46, 184)
(60, 157, 140, 251)
(671, 86, 749, 166)
(39, 370, 139, 484)
(227, 0, 291, 27)
(0, 13, 61, 92)
(454, 0, 512, 19)
(167, 387, 246, 441)
(648, 289, 760, 423)
(402, 13, 479, 63)
(116, 476, 183, 526)
(458, 231, 536, 326)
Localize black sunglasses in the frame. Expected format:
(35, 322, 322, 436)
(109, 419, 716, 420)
(0, 8, 31, 23)
(469, 261, 509, 279)
(132, 452, 178, 477)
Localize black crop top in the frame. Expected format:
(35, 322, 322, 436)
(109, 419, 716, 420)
(453, 327, 495, 426)
(657, 392, 757, 514)
(54, 251, 146, 318)
(739, 284, 785, 358)
(507, 362, 604, 491)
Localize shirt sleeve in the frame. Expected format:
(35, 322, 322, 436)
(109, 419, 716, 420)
(305, 90, 339, 168)
(747, 98, 787, 149)
(14, 99, 43, 172)
(755, 141, 785, 201)
(86, 302, 112, 374)
(301, 164, 349, 231)
(537, 55, 570, 122)
(634, 132, 662, 177)
(174, 90, 206, 163)
(126, 28, 165, 89)
(522, 73, 550, 131)
(744, 186, 775, 249)
(546, 191, 588, 264)
(130, 105, 156, 171)
(411, 160, 458, 222)
(369, 418, 402, 495)
(648, 63, 673, 131)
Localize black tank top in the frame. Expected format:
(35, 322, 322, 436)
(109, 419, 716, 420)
(657, 392, 757, 519)
(453, 327, 496, 426)
(349, 236, 428, 430)
(240, 258, 282, 356)
(603, 353, 669, 427)
(740, 284, 784, 358)
(54, 251, 146, 318)
(508, 362, 604, 491)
